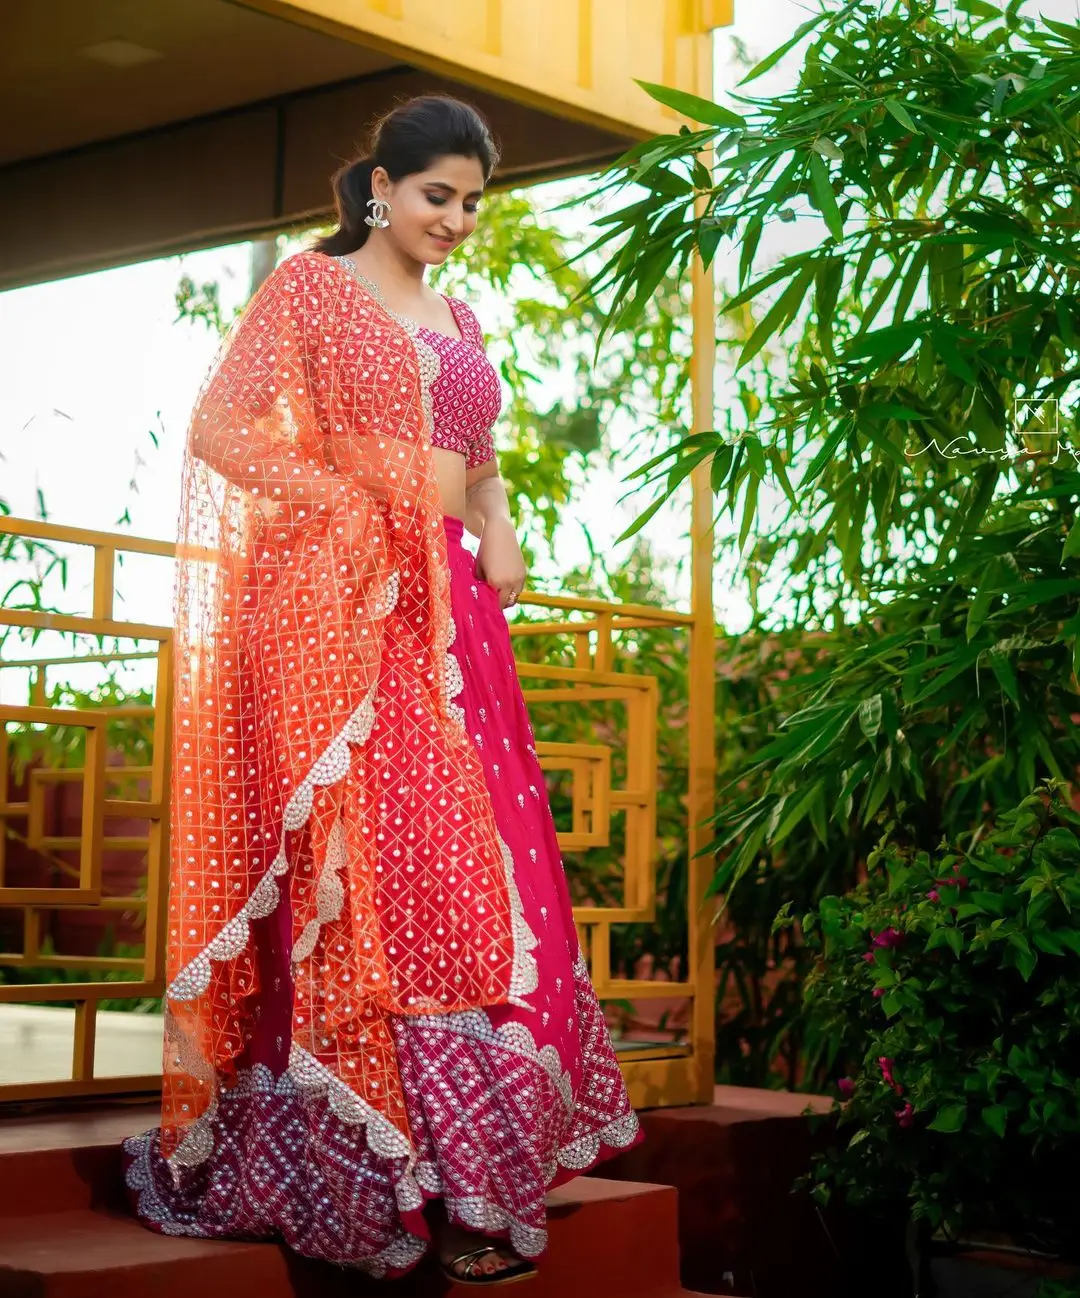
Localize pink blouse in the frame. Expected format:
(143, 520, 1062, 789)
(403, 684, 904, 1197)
(417, 298, 501, 469)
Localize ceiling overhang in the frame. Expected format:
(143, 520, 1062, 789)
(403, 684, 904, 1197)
(0, 0, 731, 291)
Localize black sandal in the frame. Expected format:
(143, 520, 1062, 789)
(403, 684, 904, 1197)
(439, 1244, 538, 1287)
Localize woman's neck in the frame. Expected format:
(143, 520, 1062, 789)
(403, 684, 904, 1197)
(347, 237, 427, 302)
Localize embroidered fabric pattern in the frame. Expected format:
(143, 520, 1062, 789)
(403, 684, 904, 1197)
(123, 957, 639, 1276)
(336, 255, 500, 469)
(331, 254, 537, 1014)
(161, 250, 524, 1169)
(166, 634, 390, 1006)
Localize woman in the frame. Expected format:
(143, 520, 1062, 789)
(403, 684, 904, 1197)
(124, 95, 641, 1284)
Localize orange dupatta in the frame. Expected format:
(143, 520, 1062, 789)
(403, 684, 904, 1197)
(161, 251, 533, 1173)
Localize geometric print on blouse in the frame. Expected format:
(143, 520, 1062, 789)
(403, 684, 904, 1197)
(418, 297, 502, 470)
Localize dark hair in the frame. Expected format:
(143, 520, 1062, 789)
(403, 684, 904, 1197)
(313, 95, 500, 256)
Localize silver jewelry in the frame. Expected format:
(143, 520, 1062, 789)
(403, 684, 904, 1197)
(364, 197, 392, 229)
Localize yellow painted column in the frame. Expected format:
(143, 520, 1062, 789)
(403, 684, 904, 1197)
(687, 28, 718, 1103)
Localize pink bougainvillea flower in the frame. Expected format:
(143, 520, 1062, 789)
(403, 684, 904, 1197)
(872, 927, 904, 949)
(872, 987, 885, 999)
(936, 874, 969, 890)
(863, 951, 876, 963)
(927, 889, 940, 902)
(838, 1078, 855, 1099)
(897, 1102, 914, 1129)
(878, 1056, 902, 1093)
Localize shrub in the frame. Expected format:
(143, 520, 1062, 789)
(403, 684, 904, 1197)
(799, 780, 1080, 1252)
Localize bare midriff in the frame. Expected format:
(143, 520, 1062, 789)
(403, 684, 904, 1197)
(433, 446, 467, 521)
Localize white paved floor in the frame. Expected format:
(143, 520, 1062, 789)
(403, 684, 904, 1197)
(0, 1004, 164, 1083)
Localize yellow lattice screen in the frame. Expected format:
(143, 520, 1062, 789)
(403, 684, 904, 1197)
(0, 514, 713, 1108)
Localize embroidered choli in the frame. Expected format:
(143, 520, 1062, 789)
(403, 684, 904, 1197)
(417, 298, 501, 469)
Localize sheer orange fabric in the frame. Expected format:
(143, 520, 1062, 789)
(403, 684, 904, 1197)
(162, 251, 527, 1172)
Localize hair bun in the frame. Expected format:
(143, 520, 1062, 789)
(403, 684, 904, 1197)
(313, 96, 499, 257)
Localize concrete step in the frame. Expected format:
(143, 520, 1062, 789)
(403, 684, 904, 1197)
(0, 1178, 703, 1298)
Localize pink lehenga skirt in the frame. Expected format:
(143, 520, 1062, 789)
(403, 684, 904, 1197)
(124, 515, 642, 1276)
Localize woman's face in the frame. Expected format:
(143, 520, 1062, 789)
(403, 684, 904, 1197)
(373, 154, 486, 265)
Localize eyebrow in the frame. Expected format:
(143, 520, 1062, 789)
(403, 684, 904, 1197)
(425, 181, 484, 199)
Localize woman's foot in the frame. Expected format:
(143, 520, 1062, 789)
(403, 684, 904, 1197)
(436, 1220, 533, 1282)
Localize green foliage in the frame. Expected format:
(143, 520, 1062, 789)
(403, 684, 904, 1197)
(0, 933, 160, 1014)
(174, 273, 229, 336)
(712, 461, 1080, 898)
(577, 0, 1080, 1087)
(582, 0, 1080, 611)
(1039, 1280, 1080, 1298)
(800, 781, 1080, 1251)
(0, 503, 68, 657)
(708, 628, 860, 1084)
(4, 676, 154, 781)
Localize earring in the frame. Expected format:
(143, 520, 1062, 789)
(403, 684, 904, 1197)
(365, 197, 392, 229)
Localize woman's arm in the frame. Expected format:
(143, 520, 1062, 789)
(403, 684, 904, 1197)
(187, 254, 385, 522)
(463, 460, 509, 535)
(466, 461, 527, 609)
(192, 418, 347, 517)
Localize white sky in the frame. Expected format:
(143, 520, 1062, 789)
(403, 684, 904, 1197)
(1, 0, 1076, 704)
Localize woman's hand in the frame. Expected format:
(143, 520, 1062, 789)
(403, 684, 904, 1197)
(475, 516, 527, 610)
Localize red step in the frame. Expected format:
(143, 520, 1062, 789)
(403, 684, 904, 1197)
(0, 1105, 713, 1298)
(602, 1086, 839, 1298)
(0, 1104, 146, 1218)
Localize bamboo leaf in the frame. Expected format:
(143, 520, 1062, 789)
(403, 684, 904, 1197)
(858, 694, 883, 741)
(910, 647, 982, 705)
(995, 578, 1080, 616)
(635, 80, 746, 128)
(738, 474, 760, 551)
(966, 587, 994, 642)
(799, 420, 849, 488)
(816, 257, 844, 360)
(988, 648, 1020, 705)
(892, 246, 930, 326)
(773, 782, 825, 845)
(745, 437, 767, 480)
(811, 138, 845, 162)
(1063, 517, 1080, 561)
(884, 99, 919, 133)
(739, 9, 833, 86)
(737, 264, 816, 370)
(739, 215, 765, 289)
(808, 153, 844, 242)
(725, 258, 807, 313)
(615, 491, 669, 543)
